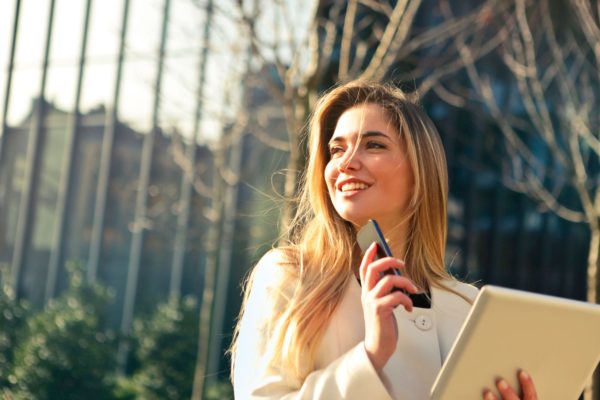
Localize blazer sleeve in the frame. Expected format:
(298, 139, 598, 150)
(232, 250, 392, 400)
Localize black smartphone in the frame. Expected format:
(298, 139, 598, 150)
(356, 219, 402, 278)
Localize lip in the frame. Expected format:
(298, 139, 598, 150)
(336, 178, 372, 193)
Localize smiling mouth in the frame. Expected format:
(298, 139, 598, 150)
(340, 182, 370, 192)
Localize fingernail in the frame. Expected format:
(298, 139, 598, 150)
(519, 370, 529, 380)
(498, 379, 508, 390)
(483, 391, 494, 400)
(396, 258, 405, 265)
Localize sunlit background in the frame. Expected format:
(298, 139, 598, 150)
(1, 0, 598, 399)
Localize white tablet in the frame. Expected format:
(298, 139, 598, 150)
(430, 285, 600, 399)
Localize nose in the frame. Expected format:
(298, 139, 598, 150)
(337, 150, 361, 172)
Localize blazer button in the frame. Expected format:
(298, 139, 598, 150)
(414, 315, 432, 331)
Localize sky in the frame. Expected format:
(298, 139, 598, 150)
(0, 0, 269, 143)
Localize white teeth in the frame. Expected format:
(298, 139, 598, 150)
(340, 182, 369, 192)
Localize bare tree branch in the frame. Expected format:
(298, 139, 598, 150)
(359, 0, 415, 81)
(339, 0, 358, 80)
(358, 0, 392, 16)
(446, 0, 600, 332)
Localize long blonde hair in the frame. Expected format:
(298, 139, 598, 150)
(231, 80, 459, 382)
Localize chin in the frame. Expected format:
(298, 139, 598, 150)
(337, 212, 369, 229)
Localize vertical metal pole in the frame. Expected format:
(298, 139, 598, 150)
(117, 0, 171, 373)
(191, 1, 225, 395)
(0, 0, 21, 165)
(205, 99, 245, 385)
(561, 222, 576, 297)
(488, 83, 510, 287)
(488, 175, 504, 284)
(515, 195, 529, 287)
(0, 0, 21, 289)
(169, 0, 213, 300)
(45, 0, 93, 302)
(192, 132, 223, 400)
(537, 212, 552, 292)
(462, 122, 483, 281)
(194, 1, 251, 396)
(87, 0, 130, 283)
(11, 0, 56, 298)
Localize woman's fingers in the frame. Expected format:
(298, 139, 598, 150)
(481, 381, 518, 400)
(369, 276, 417, 311)
(370, 288, 414, 313)
(518, 370, 537, 400)
(359, 242, 378, 284)
(371, 274, 418, 296)
(483, 370, 537, 400)
(358, 244, 417, 312)
(360, 243, 403, 290)
(494, 379, 520, 400)
(482, 389, 497, 400)
(362, 256, 409, 292)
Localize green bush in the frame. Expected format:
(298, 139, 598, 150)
(10, 265, 117, 400)
(2, 264, 220, 400)
(128, 296, 199, 400)
(205, 379, 234, 400)
(0, 284, 29, 389)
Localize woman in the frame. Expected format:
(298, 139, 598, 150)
(230, 81, 537, 399)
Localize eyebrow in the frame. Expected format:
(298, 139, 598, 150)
(328, 130, 390, 145)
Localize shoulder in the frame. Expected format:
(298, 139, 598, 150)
(449, 279, 479, 301)
(237, 248, 299, 341)
(251, 248, 296, 284)
(247, 248, 298, 303)
(436, 278, 480, 303)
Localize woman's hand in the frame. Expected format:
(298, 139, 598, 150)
(482, 370, 538, 400)
(359, 242, 419, 371)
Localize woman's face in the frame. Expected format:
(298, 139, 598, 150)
(324, 103, 414, 229)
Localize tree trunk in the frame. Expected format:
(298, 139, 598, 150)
(585, 227, 600, 400)
(191, 149, 224, 400)
(280, 128, 301, 234)
(279, 89, 311, 235)
(587, 227, 599, 305)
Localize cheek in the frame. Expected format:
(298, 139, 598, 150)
(386, 164, 413, 196)
(324, 162, 337, 191)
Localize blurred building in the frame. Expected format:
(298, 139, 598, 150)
(0, 99, 213, 324)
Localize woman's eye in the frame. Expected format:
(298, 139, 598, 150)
(329, 146, 344, 157)
(366, 141, 385, 150)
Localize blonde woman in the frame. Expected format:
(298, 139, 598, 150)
(230, 81, 537, 399)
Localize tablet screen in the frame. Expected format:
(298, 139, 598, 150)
(430, 286, 600, 399)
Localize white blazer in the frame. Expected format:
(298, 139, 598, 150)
(233, 250, 479, 400)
